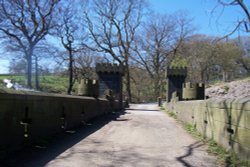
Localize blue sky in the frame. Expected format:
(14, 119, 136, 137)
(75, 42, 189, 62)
(148, 0, 246, 36)
(0, 0, 247, 74)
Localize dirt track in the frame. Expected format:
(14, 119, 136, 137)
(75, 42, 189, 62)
(6, 104, 219, 167)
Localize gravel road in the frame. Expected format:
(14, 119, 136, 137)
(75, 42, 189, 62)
(6, 104, 219, 167)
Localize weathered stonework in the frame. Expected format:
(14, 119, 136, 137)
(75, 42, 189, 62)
(166, 98, 250, 161)
(78, 79, 99, 98)
(96, 63, 124, 107)
(0, 88, 123, 153)
(182, 82, 205, 100)
(166, 67, 187, 102)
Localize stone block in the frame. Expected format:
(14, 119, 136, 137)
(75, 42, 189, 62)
(182, 82, 197, 100)
(205, 120, 231, 149)
(232, 142, 250, 161)
(206, 99, 228, 109)
(231, 97, 250, 111)
(231, 109, 250, 129)
(232, 126, 250, 149)
(182, 82, 205, 100)
(170, 99, 250, 161)
(206, 108, 231, 124)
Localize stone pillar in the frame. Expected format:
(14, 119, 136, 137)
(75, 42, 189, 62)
(166, 67, 187, 102)
(96, 63, 124, 108)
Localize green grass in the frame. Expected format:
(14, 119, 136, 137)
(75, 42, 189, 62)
(0, 74, 78, 94)
(183, 123, 249, 167)
(159, 106, 165, 111)
(167, 111, 177, 119)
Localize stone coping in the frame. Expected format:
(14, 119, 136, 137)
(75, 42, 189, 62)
(175, 97, 250, 111)
(0, 88, 107, 101)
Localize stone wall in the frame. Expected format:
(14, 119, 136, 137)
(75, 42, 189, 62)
(0, 88, 123, 152)
(166, 97, 250, 161)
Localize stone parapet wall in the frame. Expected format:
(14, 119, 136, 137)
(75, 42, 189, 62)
(166, 97, 250, 161)
(0, 88, 123, 152)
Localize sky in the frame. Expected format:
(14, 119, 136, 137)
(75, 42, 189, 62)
(0, 0, 248, 74)
(148, 0, 247, 36)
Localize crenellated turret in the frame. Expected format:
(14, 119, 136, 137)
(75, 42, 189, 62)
(96, 63, 124, 109)
(166, 67, 187, 102)
(78, 79, 99, 98)
(96, 63, 124, 74)
(182, 82, 205, 100)
(166, 67, 187, 77)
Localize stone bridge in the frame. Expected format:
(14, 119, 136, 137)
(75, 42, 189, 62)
(1, 102, 219, 167)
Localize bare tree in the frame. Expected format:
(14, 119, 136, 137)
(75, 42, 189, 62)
(56, 2, 80, 94)
(0, 0, 59, 88)
(83, 0, 146, 102)
(133, 12, 193, 98)
(183, 35, 217, 83)
(182, 35, 244, 83)
(215, 0, 250, 36)
(130, 65, 155, 102)
(9, 58, 26, 74)
(215, 40, 243, 81)
(74, 50, 104, 80)
(33, 43, 58, 89)
(235, 36, 250, 74)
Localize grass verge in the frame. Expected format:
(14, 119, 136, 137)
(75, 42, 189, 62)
(167, 111, 177, 119)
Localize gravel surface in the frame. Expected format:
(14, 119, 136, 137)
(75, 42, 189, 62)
(12, 104, 218, 167)
(206, 79, 250, 100)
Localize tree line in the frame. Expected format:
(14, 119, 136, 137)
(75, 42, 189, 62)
(0, 0, 249, 102)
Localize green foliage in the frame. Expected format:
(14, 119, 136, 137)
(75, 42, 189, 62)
(183, 123, 249, 167)
(168, 111, 177, 119)
(170, 56, 187, 68)
(184, 123, 203, 140)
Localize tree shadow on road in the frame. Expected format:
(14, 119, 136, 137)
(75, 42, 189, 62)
(176, 141, 205, 167)
(1, 110, 126, 167)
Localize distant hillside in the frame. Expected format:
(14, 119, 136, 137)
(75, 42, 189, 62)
(206, 77, 250, 99)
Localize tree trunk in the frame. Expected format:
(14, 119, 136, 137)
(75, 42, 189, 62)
(67, 48, 74, 95)
(35, 55, 40, 90)
(26, 49, 33, 88)
(153, 78, 160, 99)
(125, 62, 132, 102)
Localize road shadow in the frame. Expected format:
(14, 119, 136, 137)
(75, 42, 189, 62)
(0, 110, 126, 167)
(176, 141, 204, 167)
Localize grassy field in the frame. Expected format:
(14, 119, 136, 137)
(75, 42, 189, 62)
(0, 74, 79, 94)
